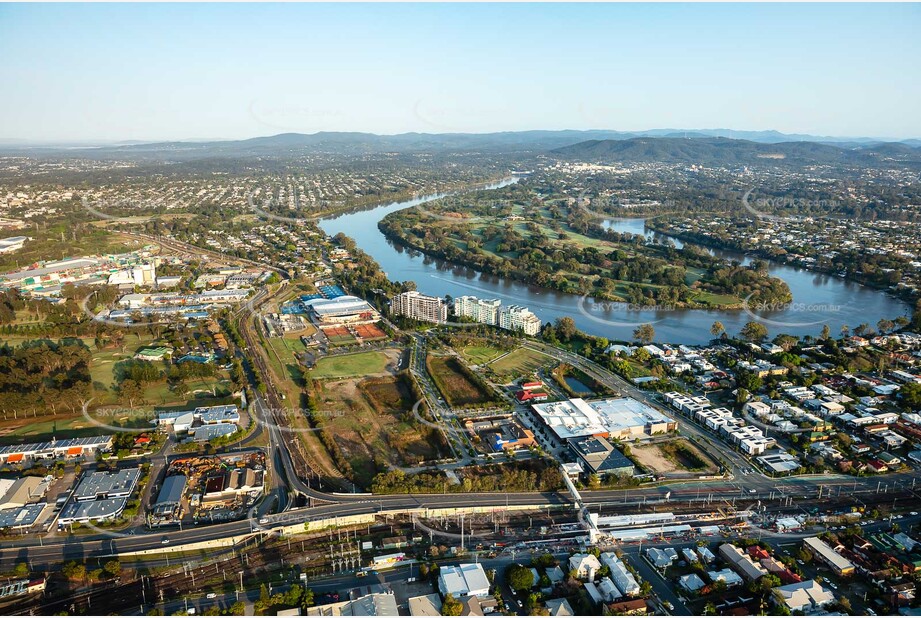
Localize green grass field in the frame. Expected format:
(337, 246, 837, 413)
(488, 347, 553, 381)
(459, 344, 505, 366)
(311, 351, 390, 379)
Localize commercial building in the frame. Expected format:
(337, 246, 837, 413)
(190, 423, 238, 442)
(390, 291, 447, 324)
(531, 397, 676, 442)
(453, 296, 501, 326)
(569, 437, 635, 477)
(303, 295, 379, 325)
(0, 435, 113, 465)
(803, 537, 855, 576)
(305, 592, 398, 616)
(59, 468, 141, 526)
(438, 563, 491, 598)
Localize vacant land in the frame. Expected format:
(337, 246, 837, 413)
(311, 350, 394, 379)
(426, 355, 501, 409)
(312, 374, 449, 487)
(632, 439, 718, 475)
(487, 347, 553, 382)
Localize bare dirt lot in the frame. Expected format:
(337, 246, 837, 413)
(631, 439, 719, 475)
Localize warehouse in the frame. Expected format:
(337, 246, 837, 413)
(531, 397, 676, 442)
(438, 563, 491, 599)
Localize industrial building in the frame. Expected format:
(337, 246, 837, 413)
(390, 291, 447, 324)
(531, 397, 676, 442)
(150, 474, 187, 526)
(0, 477, 49, 509)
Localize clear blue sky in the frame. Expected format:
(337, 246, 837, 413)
(1, 3, 919, 142)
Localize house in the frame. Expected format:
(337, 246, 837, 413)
(599, 553, 640, 596)
(679, 573, 706, 592)
(606, 599, 647, 615)
(775, 580, 835, 614)
(719, 544, 768, 581)
(708, 569, 743, 587)
(598, 577, 622, 602)
(547, 566, 566, 585)
(569, 553, 601, 580)
(545, 598, 574, 616)
(584, 582, 603, 605)
(647, 547, 675, 569)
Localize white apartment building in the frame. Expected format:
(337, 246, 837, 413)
(453, 296, 501, 325)
(390, 291, 448, 324)
(499, 305, 542, 336)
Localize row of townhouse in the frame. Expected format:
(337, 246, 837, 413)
(663, 392, 776, 455)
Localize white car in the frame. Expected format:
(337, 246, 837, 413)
(206, 593, 217, 600)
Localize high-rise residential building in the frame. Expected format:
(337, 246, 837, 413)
(453, 296, 501, 325)
(499, 305, 542, 336)
(390, 291, 447, 324)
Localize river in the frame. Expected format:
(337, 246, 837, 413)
(319, 181, 910, 345)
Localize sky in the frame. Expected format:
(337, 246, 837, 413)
(1, 3, 919, 143)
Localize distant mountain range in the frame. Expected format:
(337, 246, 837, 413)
(551, 136, 921, 167)
(1, 130, 919, 164)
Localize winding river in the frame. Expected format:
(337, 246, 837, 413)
(319, 180, 910, 345)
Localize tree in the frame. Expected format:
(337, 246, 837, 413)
(555, 317, 577, 342)
(507, 563, 534, 592)
(899, 382, 921, 409)
(226, 602, 246, 616)
(710, 321, 725, 338)
(441, 593, 463, 616)
(62, 561, 86, 580)
(633, 323, 655, 345)
(740, 321, 768, 343)
(820, 324, 831, 341)
(103, 559, 121, 578)
(13, 562, 28, 577)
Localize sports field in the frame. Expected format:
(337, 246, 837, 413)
(311, 350, 391, 379)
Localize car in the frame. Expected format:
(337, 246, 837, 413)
(912, 512, 919, 516)
(797, 560, 805, 565)
(663, 601, 674, 611)
(162, 538, 170, 545)
(749, 489, 757, 494)
(206, 594, 217, 600)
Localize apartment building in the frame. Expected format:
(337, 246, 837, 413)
(390, 291, 447, 324)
